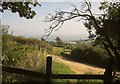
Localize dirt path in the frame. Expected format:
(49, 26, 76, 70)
(49, 55, 105, 74)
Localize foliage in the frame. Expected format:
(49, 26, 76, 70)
(2, 32, 76, 83)
(2, 33, 46, 82)
(2, 26, 47, 82)
(84, 1, 120, 48)
(45, 0, 120, 71)
(52, 47, 64, 55)
(0, 2, 40, 19)
(65, 44, 72, 50)
(55, 37, 64, 47)
(70, 42, 107, 68)
(84, 1, 120, 70)
(11, 35, 52, 50)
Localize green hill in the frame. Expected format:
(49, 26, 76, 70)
(2, 34, 75, 83)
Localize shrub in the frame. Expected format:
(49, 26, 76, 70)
(70, 44, 107, 68)
(2, 34, 76, 83)
(2, 35, 47, 82)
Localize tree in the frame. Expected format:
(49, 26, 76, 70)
(45, 1, 120, 71)
(84, 1, 120, 71)
(55, 37, 64, 47)
(0, 1, 40, 19)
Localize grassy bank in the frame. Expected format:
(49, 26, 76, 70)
(2, 34, 75, 83)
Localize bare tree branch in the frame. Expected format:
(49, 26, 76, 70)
(44, 0, 120, 71)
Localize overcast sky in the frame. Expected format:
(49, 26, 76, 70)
(1, 1, 102, 41)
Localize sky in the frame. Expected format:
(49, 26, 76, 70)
(1, 1, 102, 41)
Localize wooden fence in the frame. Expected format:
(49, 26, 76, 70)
(2, 56, 113, 84)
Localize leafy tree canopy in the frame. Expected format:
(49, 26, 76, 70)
(84, 1, 120, 47)
(45, 0, 120, 71)
(84, 1, 120, 71)
(0, 1, 40, 19)
(55, 37, 64, 47)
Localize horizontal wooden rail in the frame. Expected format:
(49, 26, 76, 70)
(52, 74, 104, 79)
(1, 56, 113, 84)
(2, 65, 46, 79)
(2, 65, 104, 80)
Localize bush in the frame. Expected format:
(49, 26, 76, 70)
(2, 34, 76, 83)
(2, 35, 47, 82)
(70, 44, 107, 68)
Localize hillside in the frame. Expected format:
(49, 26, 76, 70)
(2, 34, 75, 83)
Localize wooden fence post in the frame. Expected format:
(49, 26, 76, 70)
(104, 58, 113, 84)
(46, 56, 52, 84)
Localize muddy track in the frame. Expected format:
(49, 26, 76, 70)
(50, 55, 105, 74)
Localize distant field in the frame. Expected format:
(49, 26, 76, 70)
(52, 47, 72, 55)
(52, 47, 64, 55)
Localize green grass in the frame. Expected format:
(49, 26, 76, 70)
(77, 79, 103, 84)
(77, 71, 103, 84)
(52, 47, 64, 55)
(52, 61, 76, 83)
(3, 35, 105, 83)
(52, 61, 75, 74)
(52, 47, 72, 55)
(2, 35, 77, 83)
(84, 71, 93, 74)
